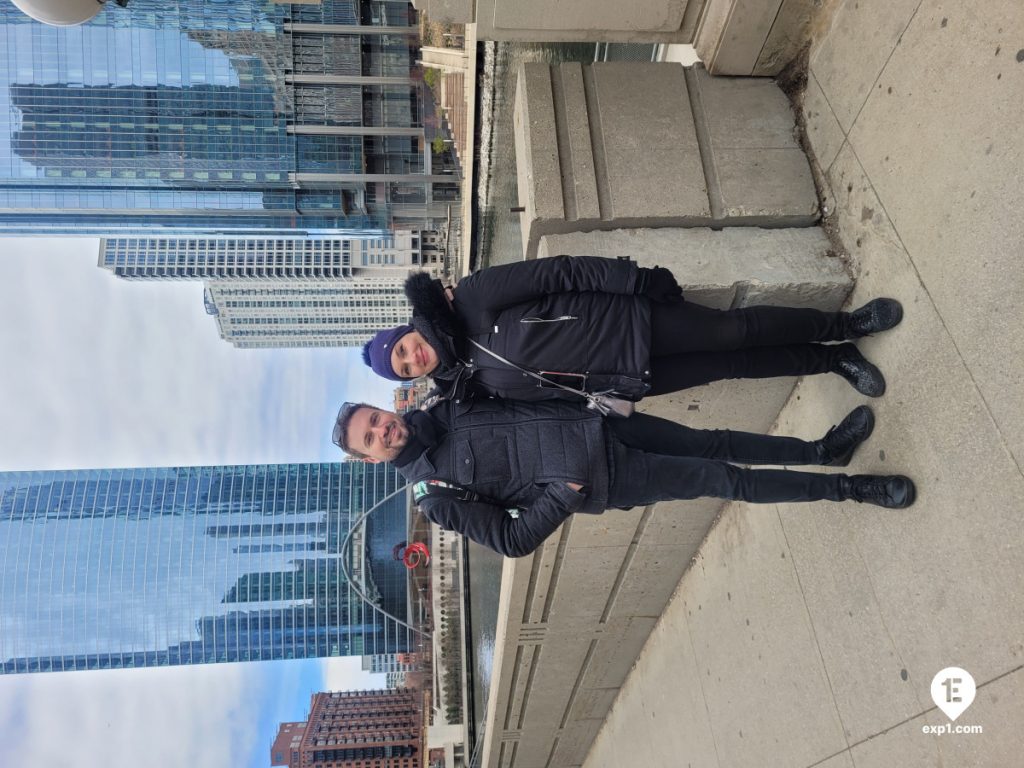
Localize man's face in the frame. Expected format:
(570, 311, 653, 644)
(390, 330, 439, 378)
(346, 407, 409, 463)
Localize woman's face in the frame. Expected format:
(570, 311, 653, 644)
(390, 330, 439, 378)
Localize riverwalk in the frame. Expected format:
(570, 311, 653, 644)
(583, 2, 1024, 767)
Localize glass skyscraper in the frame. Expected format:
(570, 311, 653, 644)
(0, 462, 413, 675)
(0, 0, 456, 236)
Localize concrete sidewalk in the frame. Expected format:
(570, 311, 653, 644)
(583, 3, 1024, 766)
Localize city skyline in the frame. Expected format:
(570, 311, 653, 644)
(0, 1, 443, 763)
(0, 237, 403, 767)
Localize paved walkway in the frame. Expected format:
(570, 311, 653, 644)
(583, 3, 1024, 766)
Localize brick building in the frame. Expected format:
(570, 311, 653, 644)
(271, 689, 425, 768)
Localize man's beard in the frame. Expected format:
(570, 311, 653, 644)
(386, 420, 412, 459)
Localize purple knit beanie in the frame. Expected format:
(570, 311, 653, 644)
(362, 325, 414, 381)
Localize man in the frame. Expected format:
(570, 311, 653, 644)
(332, 398, 915, 558)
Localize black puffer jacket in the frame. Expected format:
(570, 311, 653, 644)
(395, 396, 610, 557)
(407, 255, 653, 402)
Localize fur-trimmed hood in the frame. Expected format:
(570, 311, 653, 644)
(404, 272, 465, 387)
(404, 272, 463, 339)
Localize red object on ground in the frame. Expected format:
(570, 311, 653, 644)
(402, 542, 431, 568)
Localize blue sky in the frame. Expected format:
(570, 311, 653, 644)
(0, 237, 401, 767)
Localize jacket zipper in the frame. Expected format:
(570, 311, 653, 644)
(520, 315, 578, 323)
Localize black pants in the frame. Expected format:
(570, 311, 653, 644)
(647, 300, 848, 394)
(605, 412, 844, 507)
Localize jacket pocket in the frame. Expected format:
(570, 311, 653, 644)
(454, 436, 512, 486)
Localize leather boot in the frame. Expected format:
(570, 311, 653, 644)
(816, 406, 875, 466)
(839, 474, 916, 508)
(843, 298, 903, 338)
(833, 344, 886, 397)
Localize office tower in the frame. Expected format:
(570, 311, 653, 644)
(271, 689, 424, 768)
(99, 231, 444, 281)
(0, 462, 413, 674)
(202, 279, 412, 348)
(385, 670, 408, 689)
(0, 0, 457, 236)
(362, 652, 419, 675)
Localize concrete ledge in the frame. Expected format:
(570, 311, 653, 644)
(515, 62, 819, 260)
(419, 0, 818, 62)
(480, 238, 852, 768)
(474, 0, 706, 42)
(539, 227, 849, 309)
(695, 0, 785, 75)
(695, 0, 823, 75)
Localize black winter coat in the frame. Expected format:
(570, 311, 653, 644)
(395, 397, 611, 557)
(406, 255, 653, 402)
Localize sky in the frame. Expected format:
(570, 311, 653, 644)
(0, 237, 401, 768)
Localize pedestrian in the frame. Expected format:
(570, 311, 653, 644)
(331, 399, 915, 558)
(362, 255, 902, 403)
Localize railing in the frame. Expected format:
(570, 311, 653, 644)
(337, 482, 432, 638)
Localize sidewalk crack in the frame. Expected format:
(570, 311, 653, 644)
(847, 0, 928, 133)
(683, 592, 725, 768)
(776, 506, 852, 753)
(850, 535, 926, 709)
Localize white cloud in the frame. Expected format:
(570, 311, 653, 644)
(322, 656, 387, 693)
(0, 240, 360, 469)
(0, 664, 267, 768)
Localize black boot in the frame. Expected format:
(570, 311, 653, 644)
(839, 474, 916, 508)
(843, 298, 904, 338)
(816, 406, 875, 466)
(833, 344, 886, 397)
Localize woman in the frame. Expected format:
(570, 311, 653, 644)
(362, 255, 902, 403)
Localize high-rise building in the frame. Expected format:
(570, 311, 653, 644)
(362, 652, 419, 675)
(386, 670, 408, 689)
(0, 462, 413, 675)
(97, 230, 447, 349)
(99, 231, 445, 281)
(0, 0, 458, 237)
(270, 689, 425, 768)
(202, 279, 412, 348)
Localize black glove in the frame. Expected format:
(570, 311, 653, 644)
(636, 266, 683, 303)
